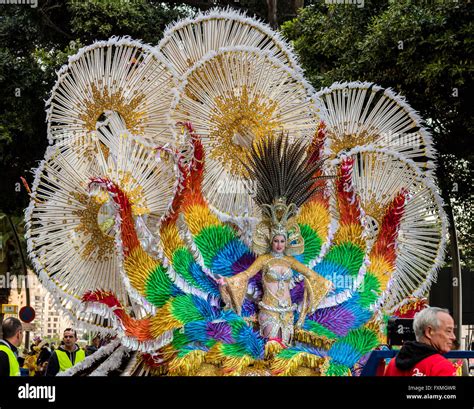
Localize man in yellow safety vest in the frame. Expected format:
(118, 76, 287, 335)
(46, 328, 85, 376)
(0, 317, 23, 376)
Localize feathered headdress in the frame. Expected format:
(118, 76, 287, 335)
(242, 135, 332, 255)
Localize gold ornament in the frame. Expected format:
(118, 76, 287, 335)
(71, 192, 115, 262)
(210, 85, 282, 175)
(79, 84, 145, 134)
(253, 198, 304, 256)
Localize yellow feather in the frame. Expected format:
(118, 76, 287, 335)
(184, 204, 220, 235)
(221, 356, 254, 376)
(124, 247, 158, 295)
(149, 302, 183, 337)
(294, 329, 335, 350)
(368, 254, 392, 290)
(333, 223, 365, 247)
(298, 200, 330, 240)
(160, 223, 184, 260)
(168, 350, 206, 376)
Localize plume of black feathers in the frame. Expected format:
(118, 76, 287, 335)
(241, 135, 333, 212)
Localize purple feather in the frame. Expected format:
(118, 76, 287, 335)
(290, 280, 305, 304)
(242, 298, 258, 316)
(308, 305, 355, 337)
(206, 322, 234, 343)
(231, 252, 255, 274)
(248, 271, 263, 292)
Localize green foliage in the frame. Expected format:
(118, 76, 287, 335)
(67, 0, 191, 44)
(282, 1, 473, 267)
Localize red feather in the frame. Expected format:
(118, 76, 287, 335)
(82, 290, 153, 340)
(336, 157, 361, 225)
(372, 189, 407, 265)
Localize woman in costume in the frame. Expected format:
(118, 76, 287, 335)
(217, 136, 333, 345)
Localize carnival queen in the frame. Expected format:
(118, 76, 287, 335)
(217, 136, 334, 345)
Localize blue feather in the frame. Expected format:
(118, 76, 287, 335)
(192, 295, 221, 321)
(211, 239, 250, 276)
(328, 342, 361, 367)
(189, 262, 220, 297)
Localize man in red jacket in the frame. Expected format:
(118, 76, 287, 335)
(384, 307, 457, 376)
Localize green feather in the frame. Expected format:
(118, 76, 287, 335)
(326, 361, 350, 376)
(194, 225, 235, 268)
(276, 348, 301, 359)
(358, 272, 382, 309)
(172, 247, 200, 288)
(177, 349, 195, 358)
(145, 264, 173, 308)
(304, 321, 338, 340)
(205, 339, 217, 348)
(299, 224, 322, 265)
(172, 329, 190, 349)
(324, 242, 364, 277)
(342, 328, 379, 355)
(228, 319, 247, 337)
(221, 343, 248, 357)
(171, 295, 203, 323)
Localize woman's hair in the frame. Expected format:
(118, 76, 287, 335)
(271, 234, 286, 240)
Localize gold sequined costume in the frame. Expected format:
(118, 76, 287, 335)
(221, 253, 332, 343)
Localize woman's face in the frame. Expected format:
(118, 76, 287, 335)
(272, 235, 286, 254)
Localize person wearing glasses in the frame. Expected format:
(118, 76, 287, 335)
(0, 317, 23, 376)
(46, 328, 85, 376)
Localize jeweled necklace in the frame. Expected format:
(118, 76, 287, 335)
(270, 251, 284, 258)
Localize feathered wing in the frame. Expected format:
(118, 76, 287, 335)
(296, 122, 336, 268)
(81, 124, 266, 373)
(26, 110, 179, 337)
(277, 82, 448, 375)
(287, 149, 446, 376)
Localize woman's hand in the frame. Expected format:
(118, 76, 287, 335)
(215, 274, 226, 286)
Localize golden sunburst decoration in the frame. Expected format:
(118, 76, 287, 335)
(316, 82, 437, 180)
(171, 46, 320, 217)
(46, 36, 177, 148)
(158, 7, 302, 77)
(25, 113, 178, 327)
